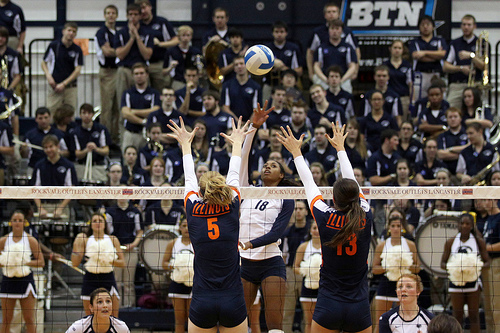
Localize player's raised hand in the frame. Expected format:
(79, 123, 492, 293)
(167, 117, 198, 147)
(326, 121, 348, 152)
(221, 116, 255, 145)
(277, 125, 304, 158)
(251, 101, 274, 128)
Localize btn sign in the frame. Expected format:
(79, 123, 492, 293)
(341, 0, 435, 34)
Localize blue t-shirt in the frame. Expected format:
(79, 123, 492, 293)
(164, 45, 202, 82)
(106, 204, 143, 245)
(384, 59, 412, 97)
(445, 36, 482, 84)
(95, 25, 118, 68)
(221, 77, 262, 121)
(115, 26, 154, 68)
(315, 40, 357, 75)
(141, 16, 176, 63)
(70, 122, 111, 165)
(408, 36, 447, 73)
(43, 40, 83, 84)
(326, 89, 355, 119)
(0, 1, 25, 37)
(121, 86, 161, 133)
(308, 102, 346, 128)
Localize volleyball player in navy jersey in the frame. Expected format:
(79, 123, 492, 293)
(278, 122, 373, 333)
(166, 116, 254, 333)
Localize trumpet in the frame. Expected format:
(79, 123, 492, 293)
(468, 31, 492, 90)
(146, 136, 164, 154)
(92, 106, 101, 121)
(0, 56, 22, 120)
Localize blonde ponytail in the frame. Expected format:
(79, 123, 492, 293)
(199, 171, 233, 206)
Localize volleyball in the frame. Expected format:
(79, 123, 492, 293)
(244, 45, 275, 76)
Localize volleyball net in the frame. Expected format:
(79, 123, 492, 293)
(0, 185, 497, 331)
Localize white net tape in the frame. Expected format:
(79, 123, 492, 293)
(1, 185, 494, 200)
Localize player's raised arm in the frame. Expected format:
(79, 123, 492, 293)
(167, 117, 199, 195)
(239, 102, 273, 186)
(220, 116, 255, 188)
(278, 125, 321, 205)
(325, 122, 358, 187)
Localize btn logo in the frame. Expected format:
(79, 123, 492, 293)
(347, 1, 424, 27)
(122, 189, 134, 195)
(462, 189, 473, 195)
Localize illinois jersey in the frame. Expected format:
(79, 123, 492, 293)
(183, 154, 243, 294)
(295, 151, 373, 303)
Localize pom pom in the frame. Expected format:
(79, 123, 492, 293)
(85, 238, 117, 274)
(381, 245, 413, 281)
(446, 253, 483, 286)
(0, 242, 31, 277)
(299, 253, 322, 290)
(171, 252, 194, 287)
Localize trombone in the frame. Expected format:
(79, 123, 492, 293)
(0, 56, 22, 120)
(468, 30, 492, 91)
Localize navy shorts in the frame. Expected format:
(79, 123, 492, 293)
(300, 282, 318, 301)
(189, 292, 247, 328)
(313, 292, 372, 332)
(81, 271, 119, 300)
(240, 256, 286, 284)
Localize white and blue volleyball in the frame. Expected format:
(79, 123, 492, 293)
(244, 45, 275, 76)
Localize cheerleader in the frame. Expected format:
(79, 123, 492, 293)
(294, 222, 321, 333)
(239, 102, 295, 331)
(72, 212, 125, 318)
(440, 213, 490, 333)
(278, 122, 373, 332)
(379, 274, 434, 333)
(0, 210, 44, 333)
(166, 116, 253, 332)
(372, 216, 420, 333)
(163, 219, 194, 333)
(66, 287, 130, 333)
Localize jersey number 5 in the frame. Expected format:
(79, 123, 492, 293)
(337, 234, 357, 256)
(207, 217, 220, 240)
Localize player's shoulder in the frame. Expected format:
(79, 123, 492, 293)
(110, 316, 131, 332)
(66, 316, 92, 333)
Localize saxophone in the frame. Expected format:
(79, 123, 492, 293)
(0, 56, 22, 120)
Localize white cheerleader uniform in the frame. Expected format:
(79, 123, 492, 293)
(449, 233, 481, 293)
(0, 232, 36, 299)
(168, 237, 194, 299)
(299, 240, 322, 302)
(376, 237, 411, 302)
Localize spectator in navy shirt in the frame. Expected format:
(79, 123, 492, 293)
(313, 19, 357, 93)
(263, 21, 303, 101)
(221, 55, 261, 121)
(202, 7, 230, 54)
(289, 100, 313, 152)
(457, 122, 499, 185)
(397, 121, 422, 167)
(304, 124, 337, 185)
(359, 90, 399, 152)
(120, 62, 160, 152)
(361, 65, 403, 126)
(199, 90, 232, 142)
(414, 139, 447, 186)
(444, 14, 485, 109)
(326, 65, 355, 118)
(436, 107, 469, 174)
(115, 3, 153, 113)
(139, 122, 165, 172)
(175, 67, 205, 127)
(408, 15, 447, 100)
(71, 103, 111, 183)
(41, 22, 83, 113)
(257, 86, 290, 144)
(21, 107, 68, 171)
(366, 129, 401, 186)
(306, 2, 360, 82)
(122, 145, 147, 186)
(146, 86, 182, 147)
(461, 86, 493, 130)
(137, 0, 178, 92)
(31, 134, 77, 219)
(162, 25, 201, 91)
(0, 0, 25, 53)
(218, 28, 247, 83)
(417, 85, 449, 138)
(384, 40, 412, 120)
(308, 84, 345, 128)
(95, 4, 119, 143)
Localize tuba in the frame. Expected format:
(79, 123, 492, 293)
(204, 41, 227, 90)
(466, 147, 500, 185)
(0, 56, 22, 120)
(468, 31, 492, 90)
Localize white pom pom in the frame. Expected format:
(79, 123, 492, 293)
(381, 245, 414, 281)
(84, 238, 117, 274)
(446, 253, 483, 286)
(171, 252, 195, 287)
(1, 242, 31, 277)
(299, 253, 322, 290)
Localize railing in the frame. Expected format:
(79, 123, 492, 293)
(28, 38, 100, 117)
